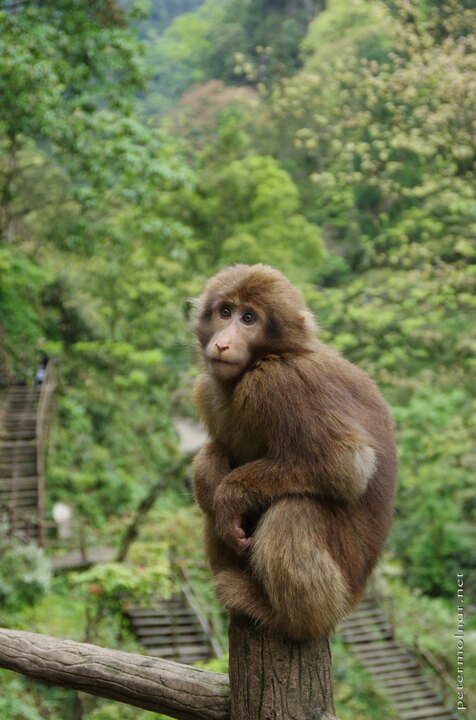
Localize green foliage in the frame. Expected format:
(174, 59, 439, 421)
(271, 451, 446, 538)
(302, 0, 393, 64)
(85, 703, 160, 720)
(74, 556, 171, 605)
(168, 152, 326, 282)
(0, 530, 51, 610)
(0, 673, 68, 720)
(144, 0, 324, 106)
(0, 247, 48, 375)
(392, 387, 476, 596)
(267, 0, 476, 268)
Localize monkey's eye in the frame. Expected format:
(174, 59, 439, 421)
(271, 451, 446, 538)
(241, 311, 257, 325)
(219, 305, 232, 319)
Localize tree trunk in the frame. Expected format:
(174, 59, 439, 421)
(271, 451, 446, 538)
(116, 457, 188, 562)
(229, 614, 338, 720)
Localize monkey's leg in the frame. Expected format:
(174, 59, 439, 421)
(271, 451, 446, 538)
(214, 569, 276, 629)
(251, 497, 352, 640)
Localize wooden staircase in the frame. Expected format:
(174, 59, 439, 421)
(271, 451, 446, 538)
(0, 385, 42, 542)
(341, 596, 457, 720)
(126, 595, 217, 664)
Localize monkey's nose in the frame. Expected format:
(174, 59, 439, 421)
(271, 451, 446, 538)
(215, 342, 229, 353)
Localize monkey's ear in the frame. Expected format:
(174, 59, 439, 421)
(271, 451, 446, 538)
(184, 296, 199, 320)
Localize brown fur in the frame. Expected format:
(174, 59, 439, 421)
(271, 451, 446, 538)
(191, 264, 397, 640)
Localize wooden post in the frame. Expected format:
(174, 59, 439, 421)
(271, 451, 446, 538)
(229, 614, 338, 720)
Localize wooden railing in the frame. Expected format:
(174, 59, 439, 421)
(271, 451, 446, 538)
(0, 326, 12, 387)
(171, 559, 227, 659)
(0, 501, 39, 544)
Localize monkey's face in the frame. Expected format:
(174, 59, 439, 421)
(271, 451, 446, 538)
(204, 301, 263, 380)
(193, 265, 319, 380)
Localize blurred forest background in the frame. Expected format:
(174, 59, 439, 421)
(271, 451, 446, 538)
(0, 0, 475, 718)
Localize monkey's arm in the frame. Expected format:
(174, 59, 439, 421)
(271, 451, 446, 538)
(191, 440, 232, 515)
(213, 356, 377, 543)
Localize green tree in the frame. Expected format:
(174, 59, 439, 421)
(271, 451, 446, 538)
(0, 0, 148, 245)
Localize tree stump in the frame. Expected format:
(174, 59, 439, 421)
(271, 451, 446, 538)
(229, 614, 338, 720)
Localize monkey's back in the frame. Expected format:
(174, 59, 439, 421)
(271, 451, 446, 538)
(296, 344, 397, 592)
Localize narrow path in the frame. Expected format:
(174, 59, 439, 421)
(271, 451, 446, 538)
(0, 385, 42, 542)
(341, 596, 456, 720)
(125, 595, 215, 664)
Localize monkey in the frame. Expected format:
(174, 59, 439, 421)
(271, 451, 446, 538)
(191, 264, 397, 640)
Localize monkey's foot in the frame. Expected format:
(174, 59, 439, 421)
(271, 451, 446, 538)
(215, 569, 275, 628)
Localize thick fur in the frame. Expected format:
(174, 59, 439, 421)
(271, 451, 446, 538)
(191, 264, 397, 640)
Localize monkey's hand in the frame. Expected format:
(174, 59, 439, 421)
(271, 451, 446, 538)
(192, 441, 232, 515)
(212, 478, 262, 549)
(231, 516, 252, 554)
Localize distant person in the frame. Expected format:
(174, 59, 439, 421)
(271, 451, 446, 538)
(33, 355, 49, 386)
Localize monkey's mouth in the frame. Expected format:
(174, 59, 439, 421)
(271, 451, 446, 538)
(210, 358, 240, 367)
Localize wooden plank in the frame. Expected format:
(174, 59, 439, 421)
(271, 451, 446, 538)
(131, 616, 200, 628)
(352, 640, 402, 652)
(138, 633, 207, 646)
(363, 660, 417, 675)
(401, 708, 455, 720)
(342, 629, 393, 643)
(380, 681, 430, 693)
(395, 695, 441, 709)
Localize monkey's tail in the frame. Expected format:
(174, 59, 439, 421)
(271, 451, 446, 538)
(215, 498, 352, 640)
(251, 497, 352, 639)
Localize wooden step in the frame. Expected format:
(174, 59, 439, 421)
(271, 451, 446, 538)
(0, 433, 36, 441)
(128, 606, 197, 618)
(3, 417, 36, 424)
(130, 614, 198, 628)
(352, 640, 402, 653)
(0, 461, 37, 474)
(148, 644, 210, 660)
(355, 648, 411, 662)
(342, 627, 393, 643)
(0, 494, 38, 504)
(342, 609, 387, 626)
(343, 598, 456, 720)
(401, 707, 455, 719)
(126, 595, 214, 663)
(379, 675, 431, 697)
(0, 448, 37, 461)
(0, 476, 38, 488)
(136, 631, 207, 644)
(140, 634, 207, 647)
(134, 624, 204, 638)
(127, 599, 190, 612)
(364, 659, 417, 675)
(395, 694, 442, 709)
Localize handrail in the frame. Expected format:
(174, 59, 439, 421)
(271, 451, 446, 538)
(173, 560, 226, 659)
(0, 326, 12, 386)
(35, 359, 58, 546)
(415, 640, 463, 709)
(0, 501, 38, 544)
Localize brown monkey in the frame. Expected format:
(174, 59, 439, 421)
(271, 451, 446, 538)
(191, 264, 397, 640)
